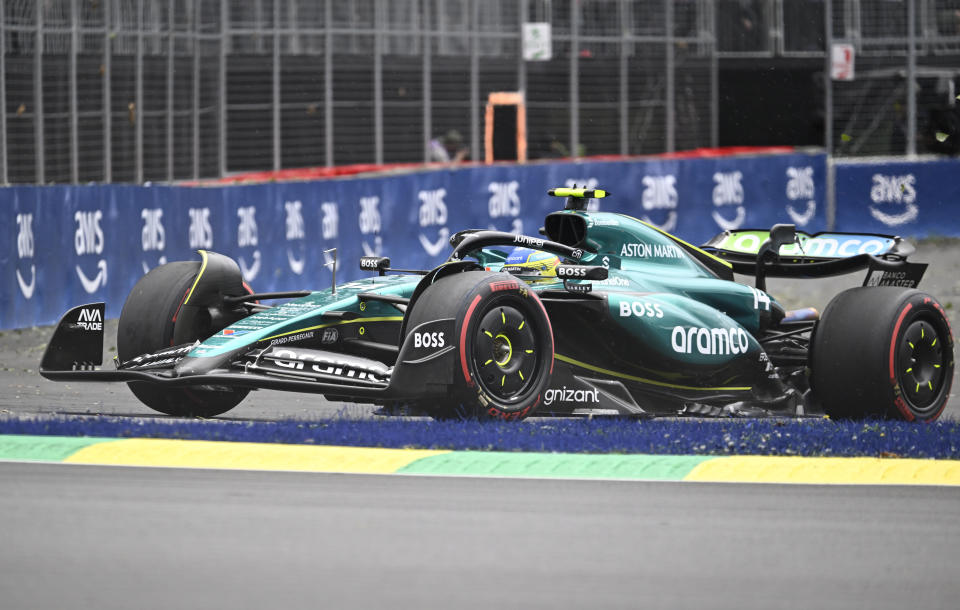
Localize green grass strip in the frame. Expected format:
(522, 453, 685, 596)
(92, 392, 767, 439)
(399, 451, 714, 480)
(0, 435, 117, 462)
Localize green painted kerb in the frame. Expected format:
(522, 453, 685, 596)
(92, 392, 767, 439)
(399, 451, 714, 480)
(0, 435, 115, 462)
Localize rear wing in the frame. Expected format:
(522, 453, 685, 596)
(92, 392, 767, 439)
(702, 228, 927, 289)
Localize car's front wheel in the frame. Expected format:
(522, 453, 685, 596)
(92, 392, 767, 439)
(404, 270, 554, 420)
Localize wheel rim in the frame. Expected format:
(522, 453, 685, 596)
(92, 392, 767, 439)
(472, 303, 539, 402)
(896, 318, 946, 411)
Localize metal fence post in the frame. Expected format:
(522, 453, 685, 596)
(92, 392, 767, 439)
(167, 0, 175, 181)
(422, 0, 432, 162)
(192, 0, 200, 180)
(665, 0, 675, 153)
(104, 0, 112, 183)
(619, 0, 628, 156)
(34, 2, 44, 184)
(824, 0, 835, 230)
(906, 0, 917, 157)
(1, 0, 9, 184)
(374, 0, 384, 165)
(470, 0, 479, 164)
(70, 0, 79, 183)
(324, 0, 333, 167)
(273, 0, 281, 170)
(219, 0, 227, 177)
(569, 0, 579, 158)
(136, 0, 144, 184)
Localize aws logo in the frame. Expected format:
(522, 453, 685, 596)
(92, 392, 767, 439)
(140, 208, 167, 274)
(74, 210, 107, 294)
(869, 174, 918, 226)
(640, 175, 678, 232)
(359, 196, 382, 256)
(236, 206, 261, 282)
(321, 201, 339, 272)
(418, 188, 449, 257)
(712, 171, 746, 230)
(285, 200, 306, 275)
(785, 166, 817, 227)
(15, 213, 35, 299)
(488, 181, 523, 234)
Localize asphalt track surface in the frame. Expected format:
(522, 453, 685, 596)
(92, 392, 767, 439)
(1, 461, 958, 610)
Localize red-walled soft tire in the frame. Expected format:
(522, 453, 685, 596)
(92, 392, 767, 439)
(404, 271, 554, 420)
(810, 287, 954, 421)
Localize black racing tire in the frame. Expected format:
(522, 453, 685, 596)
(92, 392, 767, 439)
(810, 287, 954, 422)
(404, 270, 554, 420)
(117, 261, 249, 417)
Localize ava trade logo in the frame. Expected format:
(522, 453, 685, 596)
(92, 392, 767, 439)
(418, 188, 449, 257)
(15, 213, 36, 299)
(140, 208, 167, 274)
(640, 175, 678, 232)
(74, 210, 107, 294)
(711, 171, 746, 231)
(785, 166, 817, 227)
(869, 174, 918, 227)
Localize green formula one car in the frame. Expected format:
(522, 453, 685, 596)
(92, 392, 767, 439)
(40, 188, 954, 421)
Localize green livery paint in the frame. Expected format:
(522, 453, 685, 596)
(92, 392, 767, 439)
(0, 435, 115, 461)
(708, 230, 897, 259)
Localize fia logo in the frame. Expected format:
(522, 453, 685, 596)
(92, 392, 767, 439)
(869, 174, 918, 226)
(418, 188, 450, 257)
(15, 213, 36, 299)
(285, 200, 306, 275)
(321, 201, 340, 272)
(236, 206, 261, 282)
(785, 167, 816, 227)
(487, 181, 523, 234)
(564, 178, 601, 211)
(140, 208, 168, 274)
(359, 196, 382, 256)
(74, 210, 107, 294)
(188, 207, 214, 249)
(711, 171, 746, 230)
(640, 175, 678, 232)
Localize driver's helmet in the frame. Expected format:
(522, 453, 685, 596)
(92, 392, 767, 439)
(502, 247, 560, 278)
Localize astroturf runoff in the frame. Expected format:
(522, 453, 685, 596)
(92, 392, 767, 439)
(1, 435, 959, 485)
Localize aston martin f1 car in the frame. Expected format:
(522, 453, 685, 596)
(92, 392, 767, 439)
(40, 188, 955, 421)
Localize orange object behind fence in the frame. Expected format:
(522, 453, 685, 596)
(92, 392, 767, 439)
(484, 91, 527, 164)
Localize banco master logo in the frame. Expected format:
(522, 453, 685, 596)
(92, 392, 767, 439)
(15, 213, 35, 299)
(869, 174, 918, 226)
(74, 210, 107, 294)
(640, 175, 678, 232)
(785, 166, 816, 227)
(140, 208, 167, 274)
(236, 206, 261, 282)
(712, 171, 746, 230)
(418, 188, 449, 257)
(488, 181, 523, 234)
(285, 200, 306, 275)
(359, 196, 382, 256)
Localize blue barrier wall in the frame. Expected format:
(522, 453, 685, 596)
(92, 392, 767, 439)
(1, 152, 827, 329)
(833, 158, 960, 237)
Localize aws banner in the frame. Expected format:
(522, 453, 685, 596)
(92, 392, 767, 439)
(0, 151, 826, 329)
(834, 158, 960, 237)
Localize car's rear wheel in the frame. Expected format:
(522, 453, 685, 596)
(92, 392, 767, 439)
(117, 261, 249, 417)
(404, 270, 554, 420)
(810, 287, 954, 421)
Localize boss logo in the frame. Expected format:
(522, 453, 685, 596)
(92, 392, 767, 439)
(360, 258, 379, 269)
(414, 331, 445, 349)
(557, 266, 587, 278)
(619, 301, 664, 318)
